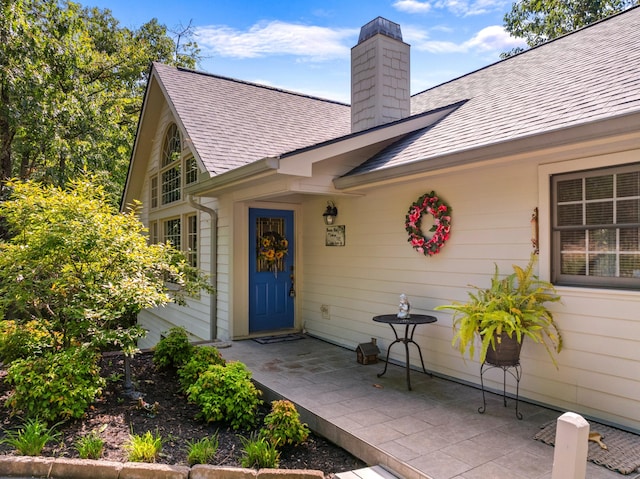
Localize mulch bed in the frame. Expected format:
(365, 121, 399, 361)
(0, 351, 365, 477)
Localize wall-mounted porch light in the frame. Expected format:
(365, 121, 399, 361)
(323, 201, 338, 225)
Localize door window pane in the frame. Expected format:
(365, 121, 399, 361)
(256, 217, 288, 273)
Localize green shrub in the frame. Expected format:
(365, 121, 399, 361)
(0, 418, 61, 456)
(185, 434, 219, 466)
(186, 361, 262, 430)
(0, 320, 54, 363)
(124, 430, 163, 462)
(177, 345, 226, 391)
(4, 347, 105, 422)
(240, 433, 280, 469)
(260, 399, 309, 447)
(75, 431, 104, 459)
(153, 327, 193, 369)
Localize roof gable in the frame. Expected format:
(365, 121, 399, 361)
(152, 63, 351, 176)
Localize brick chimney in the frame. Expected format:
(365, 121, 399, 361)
(351, 17, 410, 133)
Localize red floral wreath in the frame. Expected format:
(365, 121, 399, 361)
(405, 191, 451, 256)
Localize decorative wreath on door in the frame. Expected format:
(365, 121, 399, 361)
(257, 231, 289, 265)
(405, 191, 451, 256)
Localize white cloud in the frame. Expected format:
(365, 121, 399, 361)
(464, 25, 525, 51)
(400, 25, 432, 44)
(394, 0, 509, 16)
(393, 0, 432, 13)
(195, 21, 356, 61)
(410, 25, 526, 53)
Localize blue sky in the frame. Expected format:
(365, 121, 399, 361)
(91, 0, 527, 103)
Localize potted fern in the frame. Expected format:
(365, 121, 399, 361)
(435, 254, 563, 368)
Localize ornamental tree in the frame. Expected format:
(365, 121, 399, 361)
(0, 177, 212, 355)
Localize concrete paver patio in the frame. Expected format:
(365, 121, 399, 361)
(217, 335, 630, 479)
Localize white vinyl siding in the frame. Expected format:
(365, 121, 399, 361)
(294, 154, 639, 432)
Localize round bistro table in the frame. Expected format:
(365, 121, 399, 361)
(372, 314, 437, 390)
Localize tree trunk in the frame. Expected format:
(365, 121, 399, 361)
(0, 86, 15, 185)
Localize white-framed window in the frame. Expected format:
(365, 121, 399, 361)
(161, 123, 181, 205)
(150, 122, 201, 269)
(156, 125, 200, 208)
(154, 215, 199, 267)
(161, 164, 181, 205)
(187, 214, 198, 267)
(185, 156, 198, 185)
(150, 221, 159, 244)
(551, 162, 640, 289)
(164, 217, 181, 249)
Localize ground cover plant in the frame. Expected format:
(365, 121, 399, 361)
(0, 350, 366, 476)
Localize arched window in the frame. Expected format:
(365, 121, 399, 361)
(161, 123, 181, 204)
(162, 123, 181, 167)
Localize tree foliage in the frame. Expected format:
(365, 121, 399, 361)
(0, 0, 200, 198)
(0, 177, 212, 353)
(502, 0, 639, 56)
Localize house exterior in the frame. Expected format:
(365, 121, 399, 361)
(122, 10, 640, 432)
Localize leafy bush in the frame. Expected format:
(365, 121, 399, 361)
(75, 431, 104, 459)
(240, 433, 280, 469)
(185, 434, 219, 466)
(153, 327, 193, 370)
(0, 178, 213, 354)
(186, 361, 262, 430)
(0, 418, 61, 456)
(260, 399, 309, 447)
(177, 345, 226, 391)
(124, 430, 163, 462)
(0, 320, 54, 363)
(4, 347, 105, 422)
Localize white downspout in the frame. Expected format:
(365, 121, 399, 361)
(188, 195, 218, 341)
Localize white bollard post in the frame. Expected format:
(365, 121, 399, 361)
(551, 412, 590, 479)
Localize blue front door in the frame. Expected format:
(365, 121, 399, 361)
(249, 208, 295, 332)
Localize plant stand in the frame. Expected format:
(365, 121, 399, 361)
(478, 361, 523, 420)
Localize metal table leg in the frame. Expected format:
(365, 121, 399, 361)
(377, 322, 430, 390)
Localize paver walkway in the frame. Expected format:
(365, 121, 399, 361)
(217, 335, 629, 479)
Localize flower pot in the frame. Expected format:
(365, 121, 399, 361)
(485, 332, 522, 366)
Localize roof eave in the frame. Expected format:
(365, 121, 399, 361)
(276, 101, 465, 176)
(334, 111, 640, 191)
(185, 157, 280, 196)
(185, 101, 465, 196)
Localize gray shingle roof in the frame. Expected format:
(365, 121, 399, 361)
(153, 63, 351, 175)
(344, 6, 640, 177)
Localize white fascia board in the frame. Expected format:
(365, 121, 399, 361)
(334, 111, 640, 191)
(275, 103, 462, 177)
(185, 156, 279, 196)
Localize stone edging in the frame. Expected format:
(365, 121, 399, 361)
(0, 456, 325, 479)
